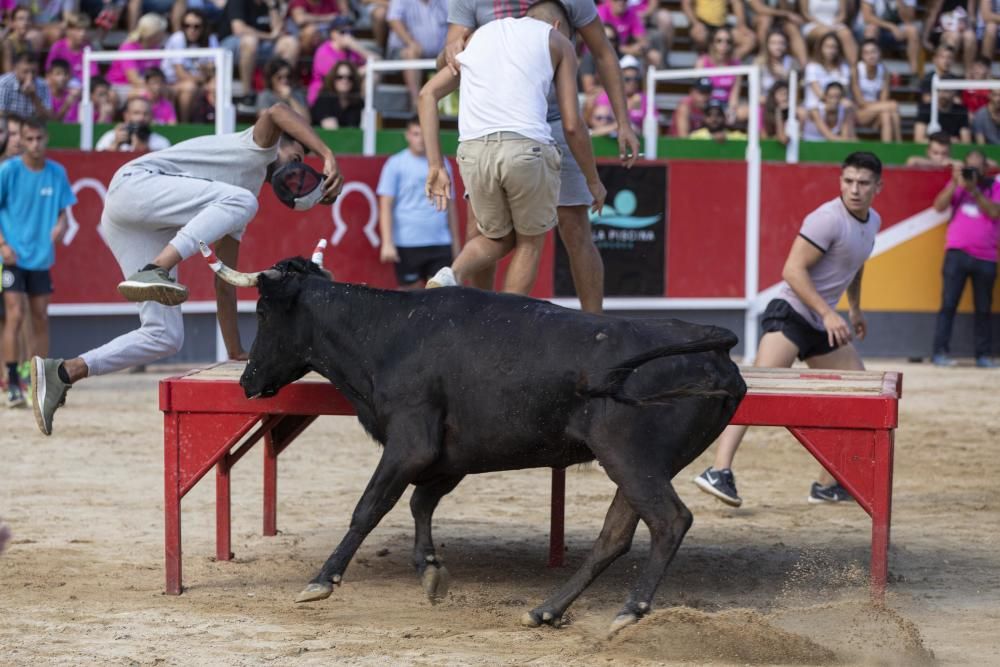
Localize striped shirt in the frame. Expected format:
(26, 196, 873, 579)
(0, 73, 52, 118)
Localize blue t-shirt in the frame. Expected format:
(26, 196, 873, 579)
(0, 157, 76, 271)
(375, 149, 454, 248)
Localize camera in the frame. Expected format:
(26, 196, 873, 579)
(961, 166, 979, 183)
(125, 122, 151, 143)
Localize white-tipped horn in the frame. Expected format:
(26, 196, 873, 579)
(199, 241, 262, 287)
(311, 238, 328, 266)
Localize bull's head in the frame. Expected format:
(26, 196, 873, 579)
(200, 241, 331, 400)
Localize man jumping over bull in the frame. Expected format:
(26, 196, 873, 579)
(28, 104, 344, 436)
(695, 151, 884, 507)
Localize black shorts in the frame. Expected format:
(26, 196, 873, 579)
(395, 245, 453, 287)
(760, 298, 837, 361)
(2, 265, 53, 296)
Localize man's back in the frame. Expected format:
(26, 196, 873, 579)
(456, 17, 554, 143)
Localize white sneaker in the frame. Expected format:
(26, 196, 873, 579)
(426, 267, 457, 288)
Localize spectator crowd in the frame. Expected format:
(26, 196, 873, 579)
(1, 0, 1000, 146)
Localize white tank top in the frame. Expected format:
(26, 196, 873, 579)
(856, 62, 885, 102)
(806, 0, 840, 24)
(456, 17, 554, 144)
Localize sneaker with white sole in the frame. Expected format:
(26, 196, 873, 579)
(30, 357, 71, 436)
(117, 266, 188, 306)
(808, 481, 853, 504)
(426, 266, 457, 289)
(693, 467, 743, 507)
(6, 384, 26, 408)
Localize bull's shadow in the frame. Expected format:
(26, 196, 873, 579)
(210, 252, 747, 634)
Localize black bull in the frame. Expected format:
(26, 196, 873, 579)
(239, 257, 746, 633)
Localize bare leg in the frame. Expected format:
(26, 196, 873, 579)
(805, 342, 865, 486)
(501, 232, 545, 295)
(462, 211, 496, 290)
(2, 291, 25, 371)
(28, 294, 50, 359)
(239, 34, 259, 96)
(452, 233, 514, 285)
(556, 205, 603, 314)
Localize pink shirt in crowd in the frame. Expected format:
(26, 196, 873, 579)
(149, 96, 177, 124)
(106, 41, 162, 85)
(50, 88, 79, 122)
(947, 180, 1000, 262)
(696, 54, 740, 103)
(308, 42, 365, 105)
(45, 38, 99, 83)
(595, 90, 645, 130)
(597, 2, 644, 44)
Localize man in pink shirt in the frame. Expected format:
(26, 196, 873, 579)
(931, 149, 1000, 368)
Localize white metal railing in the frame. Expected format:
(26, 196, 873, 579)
(362, 58, 436, 156)
(643, 64, 763, 360)
(785, 67, 800, 164)
(929, 74, 1000, 135)
(80, 46, 235, 149)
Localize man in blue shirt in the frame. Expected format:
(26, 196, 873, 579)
(377, 118, 459, 288)
(0, 117, 74, 407)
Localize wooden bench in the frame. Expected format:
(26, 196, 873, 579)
(160, 363, 900, 597)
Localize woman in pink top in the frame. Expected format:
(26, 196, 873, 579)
(597, 0, 648, 59)
(45, 13, 99, 85)
(106, 13, 168, 87)
(308, 18, 379, 106)
(144, 67, 178, 125)
(591, 56, 646, 134)
(696, 26, 747, 122)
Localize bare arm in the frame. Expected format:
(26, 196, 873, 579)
(933, 168, 958, 211)
(809, 107, 840, 140)
(983, 0, 1000, 23)
(440, 23, 473, 73)
(378, 195, 399, 263)
(923, 0, 945, 45)
(834, 0, 847, 23)
(680, 0, 699, 26)
(782, 236, 854, 346)
(748, 0, 783, 18)
(447, 197, 460, 257)
(861, 1, 894, 31)
(674, 101, 691, 136)
(253, 103, 344, 202)
(418, 67, 460, 210)
(214, 235, 245, 359)
(846, 266, 863, 311)
(840, 107, 856, 139)
(51, 210, 68, 244)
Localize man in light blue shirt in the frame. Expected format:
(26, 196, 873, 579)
(377, 118, 459, 288)
(0, 117, 74, 407)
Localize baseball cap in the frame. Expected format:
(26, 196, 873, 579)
(694, 77, 713, 93)
(271, 162, 326, 211)
(330, 15, 353, 30)
(706, 98, 727, 113)
(618, 54, 642, 71)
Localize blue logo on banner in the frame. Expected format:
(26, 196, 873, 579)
(589, 190, 662, 228)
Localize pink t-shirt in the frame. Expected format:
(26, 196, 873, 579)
(308, 41, 365, 105)
(149, 96, 177, 124)
(106, 41, 162, 85)
(697, 54, 740, 103)
(595, 90, 646, 130)
(597, 2, 644, 44)
(947, 180, 1000, 262)
(45, 38, 99, 83)
(50, 88, 79, 122)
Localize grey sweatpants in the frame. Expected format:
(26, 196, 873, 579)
(80, 168, 259, 376)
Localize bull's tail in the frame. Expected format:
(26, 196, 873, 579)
(582, 329, 739, 407)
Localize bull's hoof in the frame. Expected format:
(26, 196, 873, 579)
(294, 581, 334, 603)
(608, 612, 639, 636)
(421, 564, 450, 603)
(520, 608, 563, 628)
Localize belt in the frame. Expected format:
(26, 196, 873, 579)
(466, 131, 534, 142)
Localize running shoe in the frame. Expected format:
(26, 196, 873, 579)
(931, 354, 957, 367)
(6, 384, 26, 408)
(426, 267, 457, 289)
(976, 356, 996, 369)
(808, 481, 853, 504)
(30, 357, 71, 436)
(693, 467, 743, 507)
(117, 267, 188, 306)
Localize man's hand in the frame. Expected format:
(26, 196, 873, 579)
(425, 165, 451, 211)
(320, 155, 344, 204)
(380, 240, 400, 263)
(822, 310, 853, 347)
(849, 308, 867, 341)
(112, 122, 130, 148)
(588, 179, 607, 215)
(618, 123, 640, 168)
(444, 38, 466, 76)
(229, 350, 249, 361)
(0, 244, 16, 265)
(19, 75, 35, 96)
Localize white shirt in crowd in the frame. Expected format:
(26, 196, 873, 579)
(95, 130, 172, 152)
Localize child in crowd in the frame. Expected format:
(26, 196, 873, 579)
(962, 56, 992, 116)
(46, 59, 81, 122)
(143, 68, 177, 125)
(307, 16, 379, 106)
(45, 13, 98, 86)
(91, 76, 117, 124)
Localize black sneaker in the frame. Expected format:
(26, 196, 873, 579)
(693, 467, 742, 507)
(6, 384, 26, 408)
(808, 481, 853, 504)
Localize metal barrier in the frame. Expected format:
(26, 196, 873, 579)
(929, 74, 1000, 135)
(362, 58, 437, 156)
(80, 46, 235, 149)
(642, 64, 763, 360)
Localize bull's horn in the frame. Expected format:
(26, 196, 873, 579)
(311, 238, 327, 267)
(198, 241, 276, 287)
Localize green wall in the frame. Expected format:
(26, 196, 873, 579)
(45, 123, 1000, 166)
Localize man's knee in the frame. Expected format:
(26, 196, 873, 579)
(152, 320, 185, 357)
(2, 295, 25, 325)
(557, 206, 594, 247)
(225, 189, 260, 217)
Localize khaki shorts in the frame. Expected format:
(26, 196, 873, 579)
(457, 133, 561, 239)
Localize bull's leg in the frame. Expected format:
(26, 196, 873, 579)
(522, 489, 640, 628)
(410, 475, 465, 602)
(296, 417, 441, 603)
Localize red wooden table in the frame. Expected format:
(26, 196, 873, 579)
(160, 364, 901, 597)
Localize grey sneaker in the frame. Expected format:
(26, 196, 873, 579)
(30, 357, 71, 436)
(976, 356, 996, 369)
(693, 467, 743, 507)
(117, 267, 188, 306)
(6, 384, 26, 408)
(931, 353, 957, 367)
(426, 267, 456, 289)
(808, 481, 853, 504)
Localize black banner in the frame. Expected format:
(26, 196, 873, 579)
(554, 164, 667, 297)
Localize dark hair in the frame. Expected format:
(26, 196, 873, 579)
(965, 148, 987, 163)
(975, 55, 991, 68)
(144, 66, 166, 81)
(527, 0, 570, 27)
(265, 58, 293, 89)
(182, 9, 210, 47)
(928, 131, 951, 146)
(406, 116, 421, 128)
(842, 151, 882, 178)
(709, 26, 733, 55)
(764, 80, 790, 136)
(861, 37, 880, 50)
(936, 43, 955, 56)
(322, 60, 360, 95)
(12, 5, 31, 19)
(47, 58, 71, 74)
(13, 51, 40, 67)
(824, 81, 845, 94)
(92, 75, 110, 90)
(813, 32, 845, 67)
(20, 116, 47, 133)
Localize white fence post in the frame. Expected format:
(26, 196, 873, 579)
(785, 67, 800, 164)
(643, 65, 658, 159)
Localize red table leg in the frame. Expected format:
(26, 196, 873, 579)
(869, 430, 894, 600)
(263, 429, 277, 537)
(548, 467, 566, 567)
(216, 460, 233, 561)
(164, 411, 182, 595)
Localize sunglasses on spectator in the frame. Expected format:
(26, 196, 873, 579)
(184, 22, 203, 29)
(623, 75, 641, 82)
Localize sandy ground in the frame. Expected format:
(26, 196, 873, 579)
(1, 359, 998, 666)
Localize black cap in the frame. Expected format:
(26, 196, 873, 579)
(695, 77, 713, 93)
(706, 98, 727, 113)
(271, 161, 325, 211)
